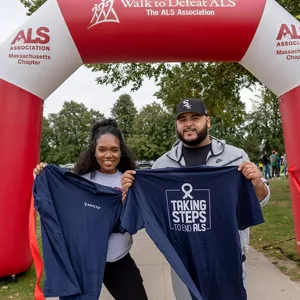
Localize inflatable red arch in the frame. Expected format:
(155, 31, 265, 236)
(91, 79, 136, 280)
(1, 0, 300, 277)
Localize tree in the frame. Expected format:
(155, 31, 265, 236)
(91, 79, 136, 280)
(40, 101, 104, 164)
(40, 116, 55, 162)
(245, 87, 285, 156)
(155, 63, 251, 111)
(111, 94, 137, 142)
(209, 116, 246, 150)
(240, 131, 262, 163)
(127, 103, 175, 161)
(154, 63, 247, 148)
(20, 0, 47, 15)
(277, 0, 300, 18)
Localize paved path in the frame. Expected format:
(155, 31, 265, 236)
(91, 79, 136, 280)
(247, 246, 300, 300)
(100, 229, 174, 300)
(48, 230, 300, 300)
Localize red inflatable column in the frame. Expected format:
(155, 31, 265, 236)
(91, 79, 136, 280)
(280, 87, 300, 252)
(0, 79, 43, 277)
(0, 0, 82, 277)
(240, 0, 300, 254)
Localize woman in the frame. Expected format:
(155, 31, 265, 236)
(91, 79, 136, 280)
(34, 118, 147, 300)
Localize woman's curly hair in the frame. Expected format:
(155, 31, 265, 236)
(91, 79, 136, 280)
(73, 118, 136, 177)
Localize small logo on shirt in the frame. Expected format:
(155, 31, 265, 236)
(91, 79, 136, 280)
(84, 202, 101, 210)
(216, 158, 223, 163)
(166, 183, 211, 233)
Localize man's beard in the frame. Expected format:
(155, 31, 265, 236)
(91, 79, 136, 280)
(177, 123, 208, 147)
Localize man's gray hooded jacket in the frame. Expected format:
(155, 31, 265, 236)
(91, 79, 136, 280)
(152, 136, 270, 300)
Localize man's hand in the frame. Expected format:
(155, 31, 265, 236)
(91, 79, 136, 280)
(33, 162, 47, 179)
(238, 162, 268, 201)
(121, 170, 136, 202)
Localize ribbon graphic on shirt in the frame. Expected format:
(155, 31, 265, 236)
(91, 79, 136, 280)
(166, 183, 211, 233)
(182, 183, 194, 199)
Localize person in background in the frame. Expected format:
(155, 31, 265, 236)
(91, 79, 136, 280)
(276, 152, 281, 178)
(282, 153, 288, 178)
(258, 161, 264, 177)
(261, 151, 271, 180)
(270, 150, 278, 178)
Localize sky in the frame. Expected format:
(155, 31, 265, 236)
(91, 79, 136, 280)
(0, 0, 254, 117)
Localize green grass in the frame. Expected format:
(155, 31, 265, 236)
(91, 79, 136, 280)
(1, 178, 300, 299)
(0, 218, 43, 300)
(0, 268, 37, 300)
(250, 178, 300, 281)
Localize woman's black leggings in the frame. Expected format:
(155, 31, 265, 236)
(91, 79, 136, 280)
(103, 253, 148, 300)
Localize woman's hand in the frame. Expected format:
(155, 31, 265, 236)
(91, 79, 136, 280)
(121, 170, 136, 202)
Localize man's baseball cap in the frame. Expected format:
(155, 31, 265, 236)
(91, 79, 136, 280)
(175, 98, 208, 119)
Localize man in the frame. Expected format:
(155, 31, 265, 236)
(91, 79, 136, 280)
(122, 98, 270, 300)
(261, 151, 271, 179)
(282, 153, 288, 178)
(276, 152, 281, 178)
(270, 150, 279, 178)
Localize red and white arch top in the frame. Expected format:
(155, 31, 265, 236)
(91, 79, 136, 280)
(0, 0, 299, 99)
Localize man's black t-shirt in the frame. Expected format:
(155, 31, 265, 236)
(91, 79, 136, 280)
(262, 155, 270, 166)
(182, 144, 211, 166)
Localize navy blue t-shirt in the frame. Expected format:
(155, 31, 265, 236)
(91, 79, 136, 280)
(121, 166, 264, 300)
(33, 164, 122, 299)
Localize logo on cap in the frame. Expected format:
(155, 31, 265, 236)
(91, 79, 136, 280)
(183, 100, 191, 110)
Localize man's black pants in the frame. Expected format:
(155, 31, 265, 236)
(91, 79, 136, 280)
(272, 166, 278, 178)
(103, 253, 148, 300)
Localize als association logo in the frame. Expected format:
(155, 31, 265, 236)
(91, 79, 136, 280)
(11, 27, 50, 46)
(166, 183, 211, 233)
(8, 26, 51, 66)
(276, 23, 300, 46)
(88, 0, 119, 29)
